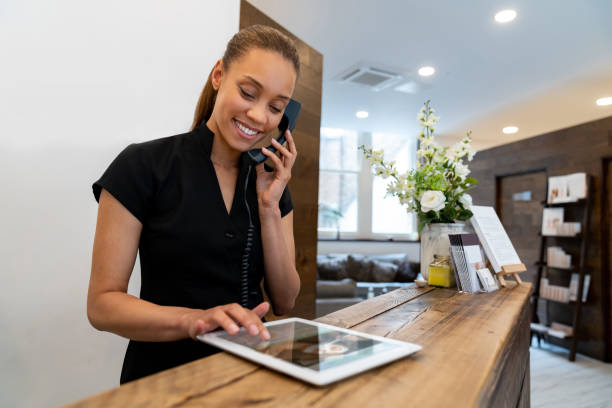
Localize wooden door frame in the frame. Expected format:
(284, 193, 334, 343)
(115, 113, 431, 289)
(601, 157, 612, 362)
(494, 168, 547, 221)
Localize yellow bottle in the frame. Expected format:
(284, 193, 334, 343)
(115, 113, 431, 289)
(428, 255, 455, 288)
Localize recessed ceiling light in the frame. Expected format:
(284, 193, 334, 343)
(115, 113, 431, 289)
(596, 97, 612, 106)
(356, 110, 369, 119)
(503, 126, 518, 134)
(418, 66, 435, 77)
(495, 9, 517, 23)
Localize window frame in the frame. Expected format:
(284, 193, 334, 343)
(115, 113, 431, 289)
(317, 130, 417, 241)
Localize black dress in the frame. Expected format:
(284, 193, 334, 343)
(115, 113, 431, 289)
(92, 123, 293, 384)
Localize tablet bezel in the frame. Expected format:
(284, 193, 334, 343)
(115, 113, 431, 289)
(197, 317, 421, 386)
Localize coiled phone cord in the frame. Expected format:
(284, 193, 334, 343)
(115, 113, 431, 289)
(240, 165, 254, 308)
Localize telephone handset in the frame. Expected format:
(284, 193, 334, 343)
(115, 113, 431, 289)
(246, 98, 301, 164)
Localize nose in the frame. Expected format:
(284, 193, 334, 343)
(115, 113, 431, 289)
(246, 102, 266, 126)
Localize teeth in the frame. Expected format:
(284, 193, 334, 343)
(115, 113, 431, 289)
(235, 120, 258, 136)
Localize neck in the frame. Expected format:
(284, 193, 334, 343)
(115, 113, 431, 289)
(206, 116, 241, 169)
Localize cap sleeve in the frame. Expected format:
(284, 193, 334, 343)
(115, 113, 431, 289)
(92, 143, 153, 223)
(279, 185, 293, 218)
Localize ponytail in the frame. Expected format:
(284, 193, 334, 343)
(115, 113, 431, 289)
(190, 25, 300, 131)
(190, 67, 217, 131)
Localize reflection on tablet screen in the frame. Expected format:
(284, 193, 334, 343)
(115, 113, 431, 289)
(215, 321, 397, 371)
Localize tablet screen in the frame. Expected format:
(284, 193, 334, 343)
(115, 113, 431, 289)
(213, 320, 397, 372)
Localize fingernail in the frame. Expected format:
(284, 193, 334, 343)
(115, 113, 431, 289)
(229, 323, 239, 333)
(249, 324, 259, 335)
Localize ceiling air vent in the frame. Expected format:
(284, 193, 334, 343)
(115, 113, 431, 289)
(339, 66, 403, 92)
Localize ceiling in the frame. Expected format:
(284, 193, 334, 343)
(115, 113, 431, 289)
(248, 0, 612, 151)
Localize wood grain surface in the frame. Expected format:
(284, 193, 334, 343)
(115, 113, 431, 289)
(64, 283, 532, 408)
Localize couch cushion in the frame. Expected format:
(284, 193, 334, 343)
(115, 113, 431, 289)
(317, 256, 349, 280)
(370, 260, 398, 282)
(345, 254, 374, 281)
(396, 260, 419, 282)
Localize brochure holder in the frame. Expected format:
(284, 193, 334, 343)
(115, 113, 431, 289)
(497, 263, 526, 287)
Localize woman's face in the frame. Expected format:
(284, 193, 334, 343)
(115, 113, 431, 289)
(208, 48, 297, 154)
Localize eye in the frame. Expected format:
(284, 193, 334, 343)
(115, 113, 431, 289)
(269, 105, 282, 114)
(239, 87, 254, 99)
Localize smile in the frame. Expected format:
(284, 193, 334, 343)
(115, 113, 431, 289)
(233, 119, 261, 139)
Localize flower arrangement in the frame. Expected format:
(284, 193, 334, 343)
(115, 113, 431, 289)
(359, 100, 478, 233)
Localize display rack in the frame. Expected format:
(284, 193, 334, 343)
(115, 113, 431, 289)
(531, 175, 592, 362)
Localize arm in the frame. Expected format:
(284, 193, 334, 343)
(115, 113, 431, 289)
(256, 131, 301, 315)
(87, 189, 270, 341)
(259, 208, 300, 315)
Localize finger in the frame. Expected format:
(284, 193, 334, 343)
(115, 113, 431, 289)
(261, 147, 284, 171)
(226, 304, 266, 338)
(282, 131, 297, 168)
(211, 309, 240, 335)
(255, 162, 266, 175)
(286, 130, 298, 158)
(270, 138, 293, 160)
(189, 319, 206, 339)
(251, 303, 271, 339)
(252, 301, 270, 319)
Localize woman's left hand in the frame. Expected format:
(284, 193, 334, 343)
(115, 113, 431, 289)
(255, 129, 297, 211)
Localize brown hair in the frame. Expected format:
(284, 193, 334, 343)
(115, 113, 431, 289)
(190, 25, 300, 131)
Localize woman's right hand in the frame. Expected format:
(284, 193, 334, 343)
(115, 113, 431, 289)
(181, 302, 271, 341)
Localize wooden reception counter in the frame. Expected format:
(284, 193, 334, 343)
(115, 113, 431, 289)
(66, 283, 532, 408)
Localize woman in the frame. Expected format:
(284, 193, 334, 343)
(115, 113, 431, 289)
(87, 25, 301, 384)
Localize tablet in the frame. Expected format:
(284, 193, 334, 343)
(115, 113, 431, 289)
(197, 317, 421, 386)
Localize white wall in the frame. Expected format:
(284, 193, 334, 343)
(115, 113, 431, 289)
(0, 1, 239, 406)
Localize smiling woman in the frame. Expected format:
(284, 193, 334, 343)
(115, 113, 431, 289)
(87, 25, 302, 384)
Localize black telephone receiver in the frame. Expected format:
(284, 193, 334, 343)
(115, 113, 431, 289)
(246, 98, 301, 164)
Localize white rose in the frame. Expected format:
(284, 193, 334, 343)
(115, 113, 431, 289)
(454, 162, 470, 179)
(420, 190, 446, 212)
(459, 194, 472, 209)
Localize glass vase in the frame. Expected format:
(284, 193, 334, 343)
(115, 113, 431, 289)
(420, 222, 469, 280)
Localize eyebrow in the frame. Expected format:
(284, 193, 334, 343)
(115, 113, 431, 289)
(243, 75, 290, 101)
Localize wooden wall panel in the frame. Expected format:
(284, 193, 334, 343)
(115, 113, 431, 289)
(240, 0, 321, 319)
(470, 115, 612, 361)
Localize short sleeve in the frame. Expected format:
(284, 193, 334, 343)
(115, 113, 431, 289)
(279, 185, 293, 218)
(92, 143, 154, 223)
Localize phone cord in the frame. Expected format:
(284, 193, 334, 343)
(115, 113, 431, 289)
(241, 164, 254, 308)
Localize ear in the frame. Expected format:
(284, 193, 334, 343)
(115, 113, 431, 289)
(211, 59, 224, 91)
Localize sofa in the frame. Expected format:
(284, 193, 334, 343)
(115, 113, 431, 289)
(316, 253, 420, 317)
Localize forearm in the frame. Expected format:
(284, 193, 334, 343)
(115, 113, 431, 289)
(259, 207, 300, 315)
(87, 291, 192, 342)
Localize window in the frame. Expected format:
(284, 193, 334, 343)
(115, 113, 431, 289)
(318, 128, 417, 240)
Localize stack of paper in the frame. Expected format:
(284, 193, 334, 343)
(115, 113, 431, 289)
(539, 278, 569, 303)
(547, 173, 587, 204)
(541, 208, 581, 236)
(547, 247, 572, 268)
(449, 233, 498, 293)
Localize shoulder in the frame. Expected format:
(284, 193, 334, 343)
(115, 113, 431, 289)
(125, 130, 192, 162)
(116, 129, 201, 176)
